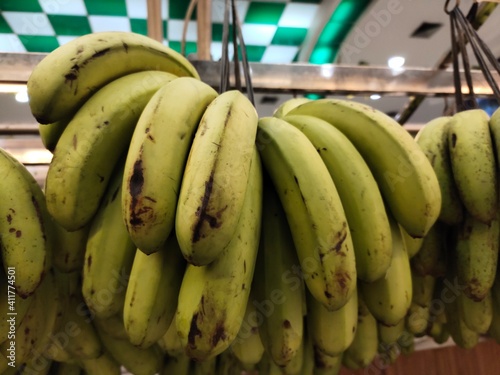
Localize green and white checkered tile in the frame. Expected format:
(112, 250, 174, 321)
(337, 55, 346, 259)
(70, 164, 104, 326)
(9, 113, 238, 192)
(0, 0, 321, 63)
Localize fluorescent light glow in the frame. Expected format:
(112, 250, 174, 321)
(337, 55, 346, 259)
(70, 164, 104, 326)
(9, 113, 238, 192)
(388, 56, 405, 69)
(0, 84, 27, 93)
(370, 94, 381, 100)
(15, 90, 29, 103)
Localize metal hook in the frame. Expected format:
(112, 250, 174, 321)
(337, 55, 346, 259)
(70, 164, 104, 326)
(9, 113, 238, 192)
(445, 0, 460, 14)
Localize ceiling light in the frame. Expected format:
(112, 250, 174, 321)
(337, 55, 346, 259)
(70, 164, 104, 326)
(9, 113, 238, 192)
(370, 94, 381, 100)
(15, 90, 29, 103)
(388, 56, 405, 69)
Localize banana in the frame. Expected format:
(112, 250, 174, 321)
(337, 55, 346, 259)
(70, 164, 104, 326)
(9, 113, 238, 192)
(217, 350, 243, 375)
(38, 117, 71, 153)
(287, 99, 441, 238)
(415, 116, 464, 225)
(96, 327, 163, 375)
(400, 225, 424, 258)
(158, 317, 184, 358)
(53, 362, 84, 375)
(230, 291, 265, 371)
(448, 109, 497, 224)
(301, 329, 314, 375)
(45, 70, 177, 231)
(176, 149, 262, 361)
(306, 287, 357, 358)
(378, 318, 405, 346)
(175, 90, 259, 266)
(0, 147, 51, 298)
(489, 269, 500, 343)
(123, 234, 185, 348)
(405, 272, 435, 336)
(27, 31, 198, 124)
(359, 214, 412, 326)
(253, 180, 304, 367)
(459, 291, 493, 334)
(273, 97, 310, 118)
(455, 212, 499, 301)
(284, 114, 392, 282)
(282, 335, 304, 375)
(82, 161, 135, 319)
(161, 354, 191, 375)
(410, 221, 448, 277)
(191, 357, 217, 375)
(122, 77, 217, 254)
(79, 351, 121, 375)
(256, 116, 356, 311)
(342, 291, 378, 370)
(93, 312, 128, 341)
(312, 352, 342, 375)
(52, 222, 90, 273)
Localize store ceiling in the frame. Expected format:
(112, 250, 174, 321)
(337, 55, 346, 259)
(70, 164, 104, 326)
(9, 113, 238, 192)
(0, 0, 500, 129)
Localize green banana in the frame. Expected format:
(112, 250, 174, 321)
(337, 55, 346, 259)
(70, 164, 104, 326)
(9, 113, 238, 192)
(161, 354, 191, 375)
(359, 214, 412, 326)
(0, 147, 51, 298)
(455, 212, 499, 301)
(96, 326, 163, 375)
(378, 318, 405, 346)
(158, 317, 184, 358)
(256, 116, 356, 311)
(53, 362, 84, 375)
(282, 335, 304, 375)
(284, 114, 392, 282)
(82, 161, 135, 320)
(342, 291, 378, 369)
(45, 70, 177, 231)
(410, 221, 448, 277)
(123, 234, 185, 348)
(27, 31, 198, 124)
(273, 97, 310, 118)
(79, 351, 121, 375)
(93, 312, 128, 341)
(313, 352, 342, 375)
(489, 269, 500, 343)
(301, 328, 314, 375)
(459, 291, 493, 334)
(176, 149, 262, 361)
(448, 109, 497, 224)
(405, 272, 435, 336)
(415, 116, 464, 225)
(253, 179, 304, 367)
(52, 222, 90, 273)
(190, 357, 217, 375)
(122, 77, 217, 254)
(38, 117, 71, 153)
(175, 90, 259, 266)
(287, 98, 441, 238)
(306, 287, 357, 357)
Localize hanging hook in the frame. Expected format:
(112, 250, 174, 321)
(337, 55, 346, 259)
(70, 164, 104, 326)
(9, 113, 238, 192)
(444, 0, 460, 14)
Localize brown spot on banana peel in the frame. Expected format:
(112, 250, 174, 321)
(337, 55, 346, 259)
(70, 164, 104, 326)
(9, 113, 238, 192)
(283, 320, 291, 329)
(451, 133, 457, 147)
(192, 173, 224, 243)
(313, 345, 327, 369)
(212, 321, 227, 347)
(188, 312, 203, 347)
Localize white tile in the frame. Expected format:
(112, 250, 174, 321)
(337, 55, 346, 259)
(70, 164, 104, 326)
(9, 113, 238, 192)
(260, 45, 298, 63)
(39, 0, 87, 15)
(125, 0, 148, 19)
(210, 41, 235, 61)
(167, 19, 197, 42)
(278, 3, 318, 28)
(0, 34, 26, 52)
(212, 0, 249, 24)
(2, 12, 55, 36)
(88, 16, 132, 33)
(57, 35, 79, 46)
(241, 24, 277, 46)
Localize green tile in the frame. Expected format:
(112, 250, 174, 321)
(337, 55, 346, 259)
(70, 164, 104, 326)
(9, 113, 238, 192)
(163, 20, 168, 39)
(168, 41, 197, 56)
(19, 35, 59, 52)
(168, 1, 196, 20)
(0, 0, 42, 12)
(0, 14, 13, 33)
(236, 45, 266, 62)
(212, 23, 235, 42)
(271, 27, 307, 46)
(291, 0, 322, 3)
(130, 18, 147, 35)
(245, 2, 286, 25)
(84, 0, 127, 16)
(48, 15, 91, 36)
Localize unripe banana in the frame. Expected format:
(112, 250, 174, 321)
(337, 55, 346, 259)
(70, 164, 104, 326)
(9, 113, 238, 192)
(158, 317, 184, 358)
(122, 77, 218, 254)
(455, 212, 499, 301)
(257, 116, 356, 311)
(288, 98, 441, 238)
(82, 162, 136, 319)
(253, 180, 304, 367)
(28, 31, 198, 124)
(45, 70, 177, 231)
(273, 97, 310, 118)
(79, 351, 121, 375)
(448, 109, 497, 224)
(284, 114, 392, 282)
(191, 357, 217, 375)
(161, 354, 191, 375)
(38, 117, 71, 153)
(405, 272, 435, 336)
(415, 116, 464, 225)
(459, 291, 493, 334)
(400, 225, 424, 258)
(52, 222, 90, 273)
(94, 312, 128, 341)
(378, 318, 405, 346)
(176, 149, 262, 361)
(359, 215, 412, 326)
(123, 234, 185, 348)
(176, 90, 258, 266)
(410, 221, 448, 277)
(53, 362, 84, 375)
(489, 269, 500, 343)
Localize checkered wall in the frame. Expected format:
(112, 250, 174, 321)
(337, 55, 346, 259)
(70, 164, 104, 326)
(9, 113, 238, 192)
(0, 0, 322, 63)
